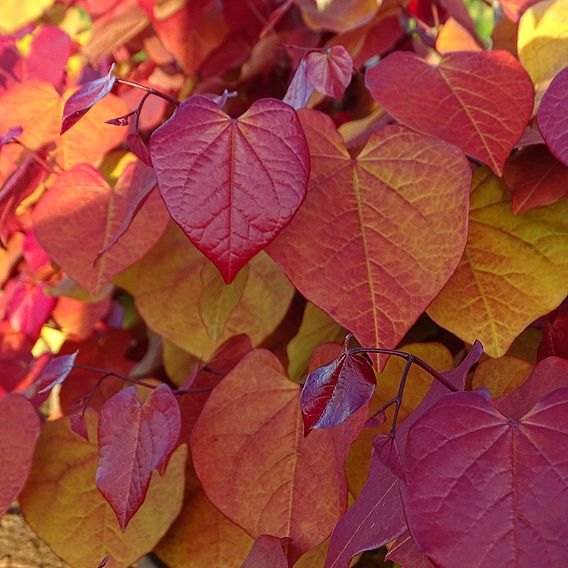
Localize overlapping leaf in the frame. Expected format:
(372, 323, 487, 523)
(471, 355, 532, 397)
(149, 96, 309, 282)
(365, 50, 533, 174)
(135, 224, 294, 359)
(19, 413, 186, 568)
(428, 168, 568, 357)
(191, 349, 365, 564)
(241, 535, 288, 568)
(0, 394, 39, 516)
(403, 389, 568, 567)
(33, 163, 169, 295)
(268, 110, 471, 359)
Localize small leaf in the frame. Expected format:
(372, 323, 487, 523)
(60, 64, 116, 134)
(149, 96, 310, 283)
(0, 126, 22, 146)
(283, 58, 314, 110)
(96, 384, 181, 530)
(305, 46, 353, 100)
(301, 344, 375, 435)
(126, 132, 153, 166)
(36, 351, 78, 394)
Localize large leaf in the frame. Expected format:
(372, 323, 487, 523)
(191, 349, 365, 564)
(149, 96, 309, 283)
(19, 413, 186, 568)
(428, 168, 568, 357)
(518, 0, 568, 108)
(135, 224, 294, 360)
(268, 111, 470, 358)
(96, 384, 181, 530)
(0, 394, 40, 516)
(325, 342, 482, 568)
(33, 164, 169, 295)
(403, 389, 568, 567)
(537, 66, 568, 166)
(365, 50, 533, 175)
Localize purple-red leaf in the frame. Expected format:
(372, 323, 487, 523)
(305, 46, 353, 100)
(126, 133, 152, 166)
(0, 394, 40, 516)
(537, 66, 568, 167)
(0, 126, 22, 147)
(241, 535, 289, 568)
(324, 340, 483, 568)
(149, 96, 310, 283)
(60, 64, 116, 135)
(365, 50, 533, 175)
(96, 383, 181, 530)
(36, 351, 78, 395)
(301, 345, 375, 435)
(385, 531, 434, 568)
(283, 58, 314, 110)
(403, 388, 568, 567)
(539, 312, 568, 361)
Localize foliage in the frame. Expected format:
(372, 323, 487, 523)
(0, 1, 567, 567)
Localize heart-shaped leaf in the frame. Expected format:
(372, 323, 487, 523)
(365, 50, 534, 174)
(97, 384, 181, 530)
(403, 388, 568, 567)
(268, 110, 471, 358)
(149, 96, 310, 283)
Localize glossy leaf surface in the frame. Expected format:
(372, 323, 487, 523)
(149, 96, 310, 282)
(365, 50, 533, 174)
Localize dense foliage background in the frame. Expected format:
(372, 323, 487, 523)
(0, 0, 567, 567)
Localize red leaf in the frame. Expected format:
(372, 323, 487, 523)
(0, 126, 23, 146)
(0, 394, 40, 516)
(403, 388, 568, 567)
(538, 312, 568, 361)
(60, 65, 116, 135)
(96, 383, 181, 530)
(36, 351, 78, 395)
(126, 133, 152, 166)
(268, 111, 471, 362)
(0, 322, 34, 396)
(365, 50, 534, 175)
(538, 66, 568, 167)
(3, 279, 56, 339)
(504, 144, 568, 214)
(149, 96, 310, 283)
(324, 341, 483, 568)
(301, 344, 375, 434)
(241, 535, 289, 568)
(305, 46, 353, 100)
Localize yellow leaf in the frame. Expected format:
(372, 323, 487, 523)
(346, 342, 453, 496)
(163, 339, 198, 386)
(287, 302, 345, 381)
(472, 355, 532, 397)
(135, 224, 294, 360)
(518, 0, 568, 109)
(19, 413, 186, 568)
(0, 0, 55, 34)
(428, 168, 568, 357)
(199, 262, 249, 342)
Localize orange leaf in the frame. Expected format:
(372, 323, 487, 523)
(472, 355, 533, 397)
(268, 110, 471, 361)
(0, 80, 61, 150)
(191, 349, 364, 563)
(428, 168, 568, 357)
(19, 413, 186, 568)
(33, 163, 169, 295)
(294, 0, 378, 32)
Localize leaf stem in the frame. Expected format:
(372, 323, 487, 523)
(115, 78, 180, 106)
(73, 364, 158, 390)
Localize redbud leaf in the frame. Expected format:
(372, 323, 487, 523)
(385, 530, 434, 568)
(305, 46, 353, 100)
(365, 50, 534, 175)
(539, 312, 568, 361)
(149, 96, 310, 283)
(126, 132, 153, 166)
(537, 66, 568, 167)
(324, 341, 483, 568)
(283, 58, 314, 110)
(60, 64, 116, 135)
(241, 535, 289, 568)
(96, 384, 181, 530)
(0, 394, 40, 516)
(301, 345, 375, 435)
(403, 388, 568, 567)
(36, 351, 78, 394)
